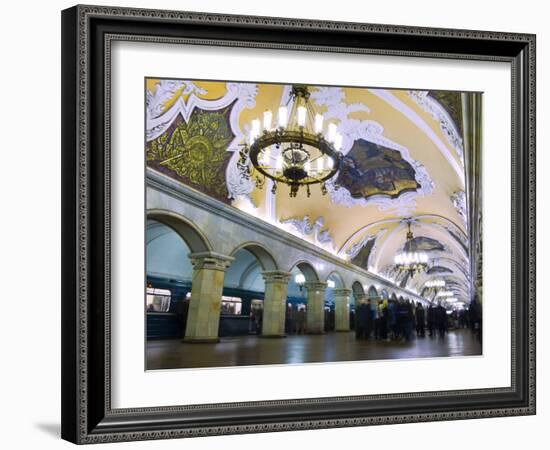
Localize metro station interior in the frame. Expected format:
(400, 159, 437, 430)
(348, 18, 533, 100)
(144, 79, 483, 370)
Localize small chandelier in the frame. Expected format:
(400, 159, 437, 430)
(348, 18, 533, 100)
(437, 290, 454, 298)
(394, 221, 429, 277)
(238, 85, 343, 198)
(426, 279, 445, 288)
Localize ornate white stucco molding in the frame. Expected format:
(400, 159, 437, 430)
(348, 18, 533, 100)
(341, 227, 388, 266)
(451, 190, 468, 224)
(407, 90, 464, 165)
(280, 215, 335, 253)
(309, 86, 434, 217)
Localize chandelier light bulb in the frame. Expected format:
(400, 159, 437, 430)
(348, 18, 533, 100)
(278, 106, 288, 128)
(275, 154, 283, 171)
(327, 157, 334, 170)
(334, 133, 343, 151)
(304, 161, 311, 173)
(251, 119, 261, 137)
(314, 114, 324, 134)
(263, 110, 272, 130)
(317, 157, 323, 173)
(297, 106, 307, 127)
(262, 148, 271, 165)
(427, 279, 445, 288)
(327, 123, 337, 142)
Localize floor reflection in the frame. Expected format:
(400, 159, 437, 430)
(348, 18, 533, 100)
(146, 329, 482, 370)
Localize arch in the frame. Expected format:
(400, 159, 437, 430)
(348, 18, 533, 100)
(290, 260, 319, 282)
(390, 292, 398, 301)
(380, 289, 389, 300)
(326, 271, 345, 289)
(338, 213, 467, 256)
(147, 209, 212, 253)
(367, 285, 378, 299)
(352, 281, 365, 298)
(146, 220, 194, 282)
(229, 241, 278, 271)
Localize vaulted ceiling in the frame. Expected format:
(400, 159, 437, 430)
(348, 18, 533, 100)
(146, 79, 472, 305)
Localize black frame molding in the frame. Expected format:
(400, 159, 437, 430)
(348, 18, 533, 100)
(61, 4, 536, 444)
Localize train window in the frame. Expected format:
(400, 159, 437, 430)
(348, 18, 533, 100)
(146, 287, 171, 312)
(220, 296, 242, 315)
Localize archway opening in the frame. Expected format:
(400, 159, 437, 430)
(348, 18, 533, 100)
(146, 219, 195, 340)
(323, 272, 345, 332)
(285, 261, 319, 335)
(222, 247, 270, 336)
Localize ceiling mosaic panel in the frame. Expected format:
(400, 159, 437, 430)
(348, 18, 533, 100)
(336, 139, 420, 201)
(145, 78, 475, 303)
(146, 104, 236, 203)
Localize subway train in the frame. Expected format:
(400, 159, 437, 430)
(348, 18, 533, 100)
(146, 276, 340, 340)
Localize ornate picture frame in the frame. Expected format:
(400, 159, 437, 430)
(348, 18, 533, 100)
(61, 5, 536, 444)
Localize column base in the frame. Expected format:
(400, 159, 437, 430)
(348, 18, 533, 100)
(306, 331, 325, 335)
(335, 329, 351, 332)
(260, 334, 287, 338)
(182, 337, 220, 344)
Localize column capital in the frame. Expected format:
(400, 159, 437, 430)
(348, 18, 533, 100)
(304, 281, 327, 291)
(188, 251, 234, 271)
(333, 288, 352, 296)
(262, 270, 292, 283)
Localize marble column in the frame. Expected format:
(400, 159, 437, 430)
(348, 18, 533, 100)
(305, 281, 327, 334)
(183, 251, 234, 343)
(333, 288, 352, 331)
(261, 270, 292, 337)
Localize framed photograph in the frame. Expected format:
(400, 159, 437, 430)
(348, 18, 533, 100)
(61, 4, 536, 444)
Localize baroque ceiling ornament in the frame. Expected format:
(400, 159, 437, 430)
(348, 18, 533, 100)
(341, 227, 388, 262)
(146, 80, 207, 121)
(145, 80, 259, 204)
(280, 215, 335, 252)
(407, 90, 464, 165)
(451, 190, 468, 224)
(304, 88, 436, 215)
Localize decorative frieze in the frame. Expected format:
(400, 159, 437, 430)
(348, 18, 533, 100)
(280, 216, 335, 251)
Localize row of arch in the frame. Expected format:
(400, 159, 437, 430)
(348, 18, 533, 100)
(148, 209, 410, 299)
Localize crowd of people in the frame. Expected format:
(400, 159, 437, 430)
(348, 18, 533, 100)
(247, 298, 482, 342)
(354, 298, 482, 343)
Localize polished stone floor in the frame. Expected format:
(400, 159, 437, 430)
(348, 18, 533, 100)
(146, 329, 482, 370)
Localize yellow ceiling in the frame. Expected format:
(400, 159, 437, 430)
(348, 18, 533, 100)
(146, 79, 471, 300)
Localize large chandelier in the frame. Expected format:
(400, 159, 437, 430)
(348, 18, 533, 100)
(238, 85, 343, 198)
(394, 221, 429, 277)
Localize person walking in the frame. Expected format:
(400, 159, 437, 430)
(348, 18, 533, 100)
(355, 300, 368, 339)
(405, 300, 414, 341)
(435, 302, 447, 338)
(415, 302, 426, 337)
(427, 304, 435, 337)
(365, 299, 375, 339)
